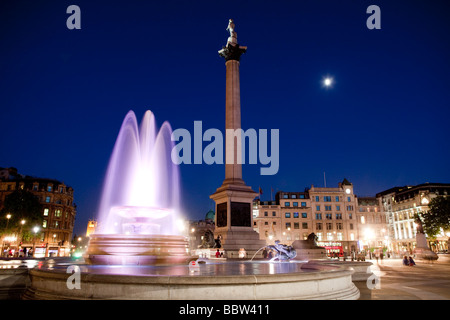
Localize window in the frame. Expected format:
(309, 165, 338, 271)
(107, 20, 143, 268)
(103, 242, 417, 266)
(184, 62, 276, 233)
(264, 222, 269, 225)
(285, 222, 291, 229)
(316, 205, 320, 211)
(326, 223, 333, 230)
(349, 213, 353, 219)
(285, 202, 290, 207)
(293, 202, 298, 207)
(361, 216, 365, 224)
(302, 222, 308, 229)
(327, 232, 333, 240)
(33, 184, 38, 191)
(315, 196, 320, 202)
(301, 202, 307, 207)
(335, 196, 339, 202)
(316, 223, 323, 230)
(264, 211, 268, 217)
(336, 213, 342, 220)
(299, 194, 305, 199)
(285, 212, 291, 218)
(45, 196, 51, 203)
(47, 185, 52, 192)
(291, 194, 297, 199)
(315, 213, 322, 220)
(325, 205, 332, 211)
(347, 205, 354, 211)
(337, 232, 343, 241)
(43, 208, 49, 216)
(301, 212, 307, 218)
(347, 197, 351, 202)
(283, 194, 289, 199)
(317, 233, 323, 241)
(350, 233, 355, 241)
(272, 212, 276, 217)
(326, 213, 332, 220)
(336, 223, 343, 230)
(294, 222, 300, 229)
(55, 209, 62, 218)
(350, 223, 354, 230)
(324, 196, 331, 202)
(293, 212, 299, 218)
(42, 220, 47, 228)
(336, 205, 341, 211)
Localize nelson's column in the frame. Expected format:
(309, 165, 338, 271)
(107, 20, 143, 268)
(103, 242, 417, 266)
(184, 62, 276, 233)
(210, 19, 266, 257)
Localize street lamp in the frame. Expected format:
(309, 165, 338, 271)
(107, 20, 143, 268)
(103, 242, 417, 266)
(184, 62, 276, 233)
(32, 226, 39, 258)
(5, 213, 11, 229)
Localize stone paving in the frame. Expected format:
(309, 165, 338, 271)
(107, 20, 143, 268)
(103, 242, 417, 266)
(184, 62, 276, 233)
(363, 254, 450, 300)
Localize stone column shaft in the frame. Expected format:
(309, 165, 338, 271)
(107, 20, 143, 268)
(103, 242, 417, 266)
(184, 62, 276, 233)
(224, 59, 243, 185)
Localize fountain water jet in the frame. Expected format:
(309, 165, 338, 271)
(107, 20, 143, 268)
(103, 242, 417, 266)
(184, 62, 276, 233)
(85, 110, 192, 265)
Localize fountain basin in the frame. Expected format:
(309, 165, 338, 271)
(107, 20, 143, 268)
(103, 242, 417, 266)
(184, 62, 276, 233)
(23, 260, 360, 300)
(85, 234, 192, 265)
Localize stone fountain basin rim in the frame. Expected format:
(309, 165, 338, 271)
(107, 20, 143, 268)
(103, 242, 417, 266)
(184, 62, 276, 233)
(29, 261, 355, 285)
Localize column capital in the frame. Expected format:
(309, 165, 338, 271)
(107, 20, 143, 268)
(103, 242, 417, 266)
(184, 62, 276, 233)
(218, 43, 247, 62)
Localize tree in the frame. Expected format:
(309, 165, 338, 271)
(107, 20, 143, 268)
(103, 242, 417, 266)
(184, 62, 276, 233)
(0, 189, 43, 238)
(419, 196, 450, 238)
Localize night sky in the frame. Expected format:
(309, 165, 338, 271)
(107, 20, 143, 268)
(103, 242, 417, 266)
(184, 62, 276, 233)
(1, 0, 449, 236)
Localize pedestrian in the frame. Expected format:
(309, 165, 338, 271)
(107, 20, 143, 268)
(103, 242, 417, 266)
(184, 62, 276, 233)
(268, 250, 273, 260)
(262, 248, 268, 259)
(215, 249, 220, 258)
(408, 256, 416, 266)
(402, 255, 409, 266)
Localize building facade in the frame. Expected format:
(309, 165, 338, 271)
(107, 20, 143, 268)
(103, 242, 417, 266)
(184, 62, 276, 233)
(377, 183, 450, 255)
(0, 167, 76, 257)
(356, 197, 388, 253)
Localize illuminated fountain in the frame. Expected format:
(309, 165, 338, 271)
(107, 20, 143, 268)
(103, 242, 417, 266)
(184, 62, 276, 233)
(84, 110, 192, 265)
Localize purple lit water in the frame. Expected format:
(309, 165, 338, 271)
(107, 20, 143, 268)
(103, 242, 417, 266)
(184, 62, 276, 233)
(96, 110, 182, 236)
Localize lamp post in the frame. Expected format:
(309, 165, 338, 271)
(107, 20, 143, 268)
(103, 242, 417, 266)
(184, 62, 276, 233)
(6, 213, 11, 229)
(32, 226, 39, 257)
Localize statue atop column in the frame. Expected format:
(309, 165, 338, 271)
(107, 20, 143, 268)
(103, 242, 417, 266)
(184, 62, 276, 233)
(226, 19, 238, 46)
(219, 19, 247, 61)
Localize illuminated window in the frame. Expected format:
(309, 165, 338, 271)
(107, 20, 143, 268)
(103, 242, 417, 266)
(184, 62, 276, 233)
(43, 208, 49, 216)
(361, 216, 365, 224)
(42, 220, 47, 228)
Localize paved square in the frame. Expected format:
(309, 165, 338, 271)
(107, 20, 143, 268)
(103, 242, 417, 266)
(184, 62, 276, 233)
(363, 254, 450, 300)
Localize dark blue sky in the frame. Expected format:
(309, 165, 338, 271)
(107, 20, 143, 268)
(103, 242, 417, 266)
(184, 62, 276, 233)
(1, 0, 449, 235)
